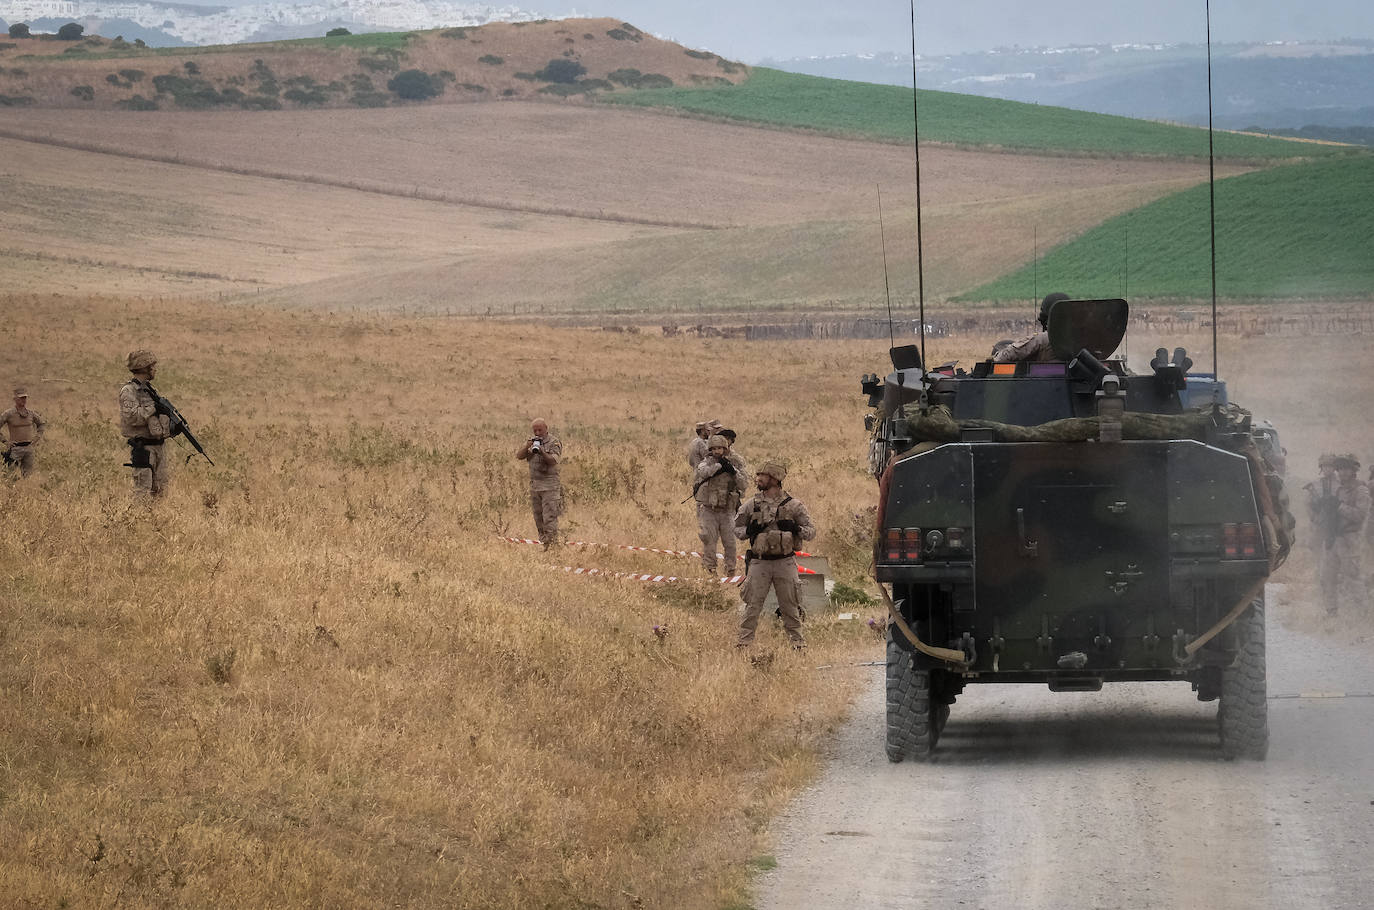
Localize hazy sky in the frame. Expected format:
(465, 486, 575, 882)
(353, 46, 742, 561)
(537, 1, 1374, 60)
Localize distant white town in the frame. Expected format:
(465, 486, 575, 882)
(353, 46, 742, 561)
(0, 0, 551, 45)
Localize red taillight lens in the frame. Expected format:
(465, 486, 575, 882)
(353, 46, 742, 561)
(1238, 522, 1260, 557)
(903, 528, 921, 561)
(945, 527, 966, 550)
(885, 528, 902, 562)
(1222, 523, 1239, 557)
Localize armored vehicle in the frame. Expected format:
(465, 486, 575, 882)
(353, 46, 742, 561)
(862, 298, 1292, 761)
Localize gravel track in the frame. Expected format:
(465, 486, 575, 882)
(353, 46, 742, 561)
(755, 583, 1374, 909)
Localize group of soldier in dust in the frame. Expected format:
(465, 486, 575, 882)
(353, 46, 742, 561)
(1, 335, 1363, 641)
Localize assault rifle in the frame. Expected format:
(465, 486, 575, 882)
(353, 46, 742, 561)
(1317, 475, 1340, 549)
(148, 383, 214, 466)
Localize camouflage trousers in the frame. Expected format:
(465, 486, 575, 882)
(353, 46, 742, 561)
(1320, 536, 1364, 616)
(696, 504, 736, 574)
(531, 486, 563, 547)
(131, 442, 170, 497)
(4, 443, 35, 477)
(739, 556, 804, 648)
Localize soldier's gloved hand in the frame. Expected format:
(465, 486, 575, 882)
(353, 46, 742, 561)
(746, 520, 764, 538)
(776, 519, 800, 533)
(717, 459, 736, 475)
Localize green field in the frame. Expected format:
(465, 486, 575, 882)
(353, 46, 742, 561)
(959, 156, 1374, 301)
(601, 66, 1354, 160)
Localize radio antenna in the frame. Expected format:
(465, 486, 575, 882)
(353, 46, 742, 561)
(1205, 0, 1219, 381)
(1123, 219, 1130, 363)
(877, 184, 896, 352)
(909, 0, 927, 374)
(1032, 225, 1038, 320)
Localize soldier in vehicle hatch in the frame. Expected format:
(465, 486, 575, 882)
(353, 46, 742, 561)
(1315, 454, 1370, 616)
(734, 461, 815, 649)
(994, 292, 1069, 364)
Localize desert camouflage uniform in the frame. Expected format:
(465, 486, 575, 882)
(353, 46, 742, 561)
(1, 403, 45, 477)
(694, 449, 747, 574)
(734, 484, 815, 647)
(1317, 475, 1370, 616)
(993, 330, 1056, 364)
(119, 377, 172, 496)
(519, 434, 563, 546)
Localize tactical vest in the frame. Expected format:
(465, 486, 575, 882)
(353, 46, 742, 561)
(748, 494, 797, 558)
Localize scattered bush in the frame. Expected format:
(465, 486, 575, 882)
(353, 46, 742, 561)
(684, 49, 714, 60)
(116, 94, 157, 110)
(62, 46, 87, 54)
(283, 87, 327, 105)
(326, 27, 351, 37)
(0, 42, 16, 50)
(349, 73, 375, 92)
(350, 91, 388, 107)
(477, 54, 503, 65)
(238, 95, 280, 110)
(204, 648, 236, 685)
(606, 23, 643, 41)
(534, 58, 585, 84)
(109, 36, 129, 49)
(119, 68, 145, 83)
(8, 23, 30, 39)
(436, 70, 455, 82)
(358, 53, 400, 73)
(386, 68, 443, 100)
(607, 69, 671, 89)
(0, 94, 34, 106)
(70, 84, 94, 100)
(183, 61, 200, 75)
(152, 73, 238, 109)
(56, 22, 84, 40)
(637, 73, 672, 89)
(134, 38, 146, 47)
(583, 33, 595, 40)
(717, 58, 743, 74)
(461, 83, 486, 93)
(440, 27, 467, 39)
(829, 582, 878, 608)
(501, 87, 516, 96)
(512, 71, 538, 81)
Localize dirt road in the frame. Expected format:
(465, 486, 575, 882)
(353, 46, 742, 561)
(755, 583, 1374, 909)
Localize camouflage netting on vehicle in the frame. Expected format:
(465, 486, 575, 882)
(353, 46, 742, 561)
(897, 403, 1248, 444)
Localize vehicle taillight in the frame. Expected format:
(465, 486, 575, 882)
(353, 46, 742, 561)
(945, 527, 966, 550)
(903, 528, 921, 561)
(885, 528, 902, 562)
(1222, 523, 1238, 557)
(1237, 522, 1260, 557)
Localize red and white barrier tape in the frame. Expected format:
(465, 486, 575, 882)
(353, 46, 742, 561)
(555, 565, 746, 584)
(499, 536, 813, 561)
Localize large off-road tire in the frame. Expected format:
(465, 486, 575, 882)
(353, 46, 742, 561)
(886, 629, 938, 762)
(1218, 595, 1269, 760)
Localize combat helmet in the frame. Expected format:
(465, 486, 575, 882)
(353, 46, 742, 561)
(127, 349, 157, 373)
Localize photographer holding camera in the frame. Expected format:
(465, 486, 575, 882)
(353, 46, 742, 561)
(516, 418, 564, 549)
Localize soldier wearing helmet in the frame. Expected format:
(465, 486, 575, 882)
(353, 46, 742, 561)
(1305, 452, 1338, 556)
(1315, 454, 1370, 616)
(993, 292, 1070, 364)
(119, 350, 174, 496)
(692, 433, 748, 575)
(734, 460, 815, 649)
(1, 386, 46, 477)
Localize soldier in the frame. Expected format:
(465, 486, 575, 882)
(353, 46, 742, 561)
(1305, 453, 1337, 556)
(1314, 454, 1370, 616)
(692, 434, 747, 575)
(119, 351, 174, 497)
(686, 419, 720, 469)
(734, 461, 815, 649)
(994, 292, 1069, 364)
(516, 418, 563, 549)
(1, 387, 46, 477)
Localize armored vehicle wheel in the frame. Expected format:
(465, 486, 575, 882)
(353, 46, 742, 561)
(886, 630, 939, 762)
(1218, 595, 1269, 760)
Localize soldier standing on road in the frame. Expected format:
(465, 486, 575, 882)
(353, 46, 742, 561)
(516, 418, 563, 550)
(734, 461, 815, 649)
(119, 351, 174, 497)
(1316, 454, 1371, 616)
(1, 387, 46, 478)
(994, 292, 1069, 364)
(693, 434, 747, 576)
(686, 419, 720, 469)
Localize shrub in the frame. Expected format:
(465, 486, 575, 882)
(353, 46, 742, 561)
(716, 58, 743, 74)
(607, 67, 642, 86)
(118, 68, 145, 83)
(110, 36, 129, 49)
(684, 49, 714, 60)
(359, 54, 399, 73)
(501, 87, 516, 96)
(8, 23, 30, 39)
(70, 84, 94, 100)
(637, 73, 672, 89)
(284, 87, 327, 105)
(105, 73, 121, 85)
(117, 94, 157, 110)
(436, 70, 455, 82)
(386, 69, 442, 100)
(349, 73, 375, 92)
(0, 95, 35, 106)
(134, 38, 146, 47)
(350, 91, 388, 107)
(512, 71, 538, 81)
(0, 42, 16, 50)
(326, 27, 351, 37)
(183, 61, 199, 75)
(461, 83, 486, 93)
(62, 46, 87, 54)
(477, 54, 503, 65)
(534, 58, 584, 83)
(56, 22, 84, 40)
(239, 95, 280, 110)
(606, 23, 643, 42)
(440, 27, 467, 39)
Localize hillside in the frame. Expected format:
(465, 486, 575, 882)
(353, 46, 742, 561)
(0, 18, 746, 110)
(960, 156, 1374, 302)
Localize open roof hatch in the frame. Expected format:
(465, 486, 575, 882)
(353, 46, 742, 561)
(1047, 298, 1129, 361)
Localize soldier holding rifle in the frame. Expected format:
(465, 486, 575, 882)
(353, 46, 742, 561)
(1312, 454, 1370, 616)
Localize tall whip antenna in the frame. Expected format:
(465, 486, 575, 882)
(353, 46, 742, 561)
(909, 0, 928, 373)
(1205, 0, 1219, 381)
(1032, 226, 1038, 319)
(877, 184, 896, 352)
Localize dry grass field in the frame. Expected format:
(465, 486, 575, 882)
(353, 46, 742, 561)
(0, 104, 1238, 310)
(1, 290, 1369, 908)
